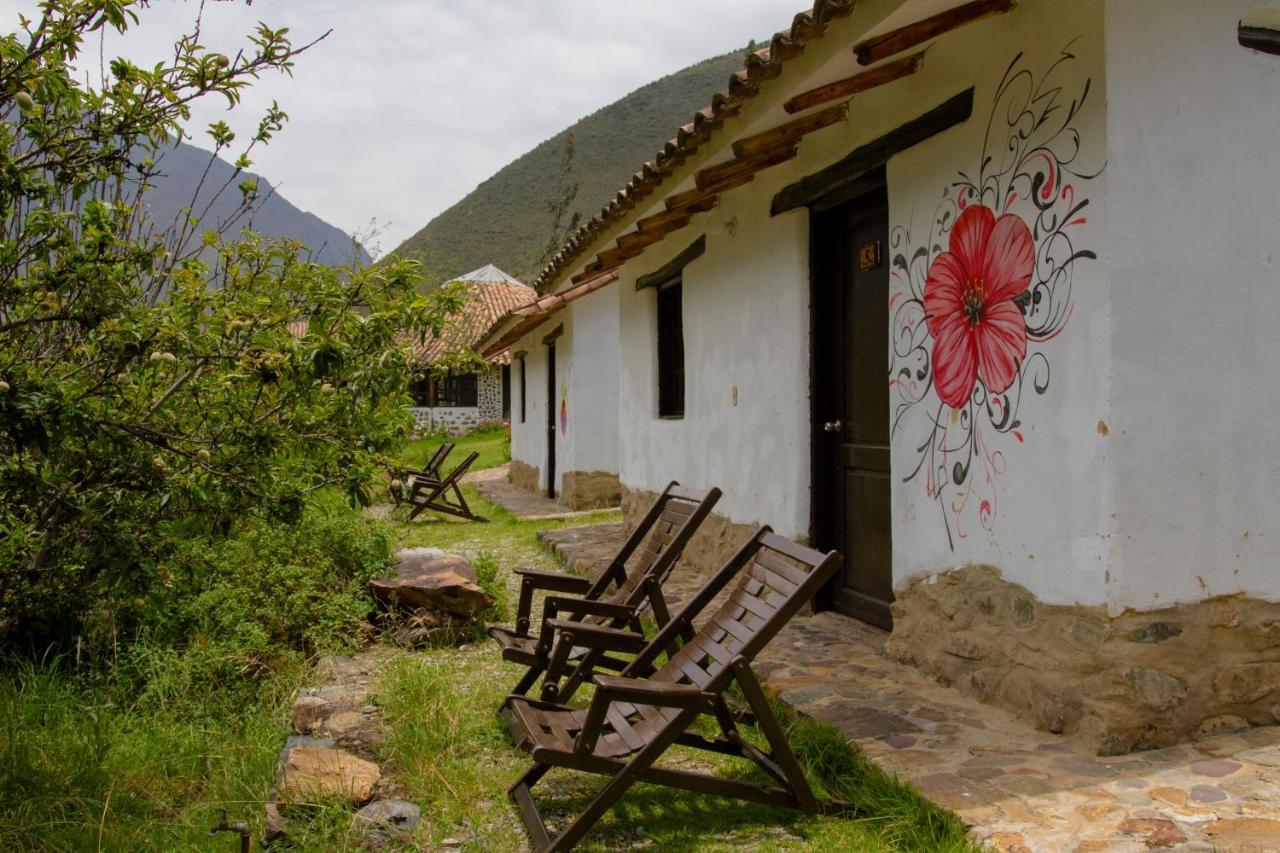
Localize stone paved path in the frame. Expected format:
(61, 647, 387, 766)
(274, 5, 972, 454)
(469, 464, 616, 521)
(540, 524, 1280, 852)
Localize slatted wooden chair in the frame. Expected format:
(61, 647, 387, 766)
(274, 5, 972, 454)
(487, 483, 720, 702)
(406, 450, 485, 522)
(501, 528, 850, 852)
(391, 442, 454, 505)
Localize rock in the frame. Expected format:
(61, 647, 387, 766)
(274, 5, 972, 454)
(1273, 702, 1280, 724)
(1130, 622, 1183, 643)
(1189, 784, 1227, 803)
(986, 831, 1031, 852)
(264, 798, 288, 845)
(292, 685, 366, 733)
(369, 551, 493, 617)
(1204, 817, 1280, 849)
(1117, 817, 1187, 847)
(1189, 758, 1243, 777)
(1193, 714, 1251, 740)
(354, 799, 421, 847)
(277, 746, 381, 805)
(1212, 663, 1280, 704)
(1128, 668, 1187, 711)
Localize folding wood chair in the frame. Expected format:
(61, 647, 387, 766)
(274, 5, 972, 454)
(487, 482, 720, 702)
(406, 451, 485, 522)
(391, 442, 454, 505)
(501, 528, 852, 852)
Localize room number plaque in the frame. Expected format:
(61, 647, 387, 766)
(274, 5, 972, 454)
(858, 240, 881, 271)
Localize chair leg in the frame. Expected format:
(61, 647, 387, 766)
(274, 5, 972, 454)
(732, 660, 819, 813)
(511, 664, 543, 698)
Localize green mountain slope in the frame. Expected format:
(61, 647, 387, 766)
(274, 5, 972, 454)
(390, 47, 750, 285)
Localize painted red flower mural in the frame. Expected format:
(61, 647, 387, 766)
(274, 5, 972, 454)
(923, 205, 1035, 407)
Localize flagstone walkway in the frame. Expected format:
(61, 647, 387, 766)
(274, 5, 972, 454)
(539, 523, 1280, 852)
(468, 465, 615, 521)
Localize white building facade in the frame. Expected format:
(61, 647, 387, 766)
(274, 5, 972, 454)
(481, 0, 1280, 753)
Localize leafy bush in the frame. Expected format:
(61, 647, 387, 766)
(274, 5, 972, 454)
(0, 2, 456, 650)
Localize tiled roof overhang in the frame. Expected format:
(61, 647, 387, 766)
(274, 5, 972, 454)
(531, 0, 857, 293)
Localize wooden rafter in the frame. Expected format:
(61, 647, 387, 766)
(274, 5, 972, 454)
(695, 142, 799, 191)
(784, 52, 924, 114)
(852, 0, 1013, 66)
(637, 196, 717, 233)
(731, 102, 848, 158)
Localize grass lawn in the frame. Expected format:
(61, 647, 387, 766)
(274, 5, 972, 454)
(399, 423, 511, 474)
(375, 458, 976, 852)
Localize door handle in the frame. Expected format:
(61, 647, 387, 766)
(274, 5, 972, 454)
(823, 420, 843, 433)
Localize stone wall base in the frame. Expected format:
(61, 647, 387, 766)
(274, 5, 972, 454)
(622, 486, 771, 591)
(559, 471, 622, 511)
(509, 460, 540, 493)
(887, 566, 1280, 755)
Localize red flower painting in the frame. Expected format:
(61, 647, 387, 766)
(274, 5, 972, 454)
(923, 205, 1035, 407)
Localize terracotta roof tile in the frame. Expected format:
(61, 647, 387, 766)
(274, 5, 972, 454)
(532, 0, 856, 291)
(412, 269, 535, 367)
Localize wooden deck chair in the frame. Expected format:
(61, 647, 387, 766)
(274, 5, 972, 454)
(406, 450, 485, 522)
(501, 528, 851, 852)
(391, 442, 454, 505)
(487, 483, 721, 702)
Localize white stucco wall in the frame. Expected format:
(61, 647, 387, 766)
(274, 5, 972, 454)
(614, 0, 1115, 605)
(1104, 0, 1280, 608)
(616, 184, 813, 538)
(508, 287, 621, 494)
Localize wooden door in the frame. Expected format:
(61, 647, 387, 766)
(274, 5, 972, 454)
(812, 179, 893, 629)
(545, 344, 557, 499)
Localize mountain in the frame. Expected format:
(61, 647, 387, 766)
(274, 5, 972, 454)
(389, 46, 753, 284)
(143, 141, 369, 267)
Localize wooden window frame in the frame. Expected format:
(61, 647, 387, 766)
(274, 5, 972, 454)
(656, 276, 685, 420)
(431, 372, 478, 408)
(518, 355, 527, 423)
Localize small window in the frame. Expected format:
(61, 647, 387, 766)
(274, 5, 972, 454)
(431, 373, 478, 408)
(501, 364, 511, 419)
(518, 356, 527, 423)
(656, 278, 685, 419)
(409, 376, 432, 407)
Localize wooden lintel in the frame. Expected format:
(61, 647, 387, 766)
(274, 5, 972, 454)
(571, 264, 619, 285)
(1240, 24, 1280, 55)
(638, 197, 717, 233)
(772, 88, 974, 216)
(636, 236, 706, 291)
(853, 0, 1013, 66)
(695, 143, 798, 191)
(666, 172, 755, 212)
(732, 102, 848, 158)
(616, 216, 690, 252)
(784, 52, 924, 114)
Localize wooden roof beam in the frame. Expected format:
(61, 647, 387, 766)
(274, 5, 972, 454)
(784, 52, 924, 114)
(852, 0, 1013, 66)
(695, 142, 799, 191)
(732, 102, 848, 158)
(637, 196, 718, 233)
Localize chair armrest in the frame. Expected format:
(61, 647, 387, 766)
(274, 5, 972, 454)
(537, 598, 640, 653)
(592, 675, 709, 709)
(513, 568, 593, 593)
(575, 675, 710, 753)
(512, 569, 593, 634)
(544, 619, 647, 654)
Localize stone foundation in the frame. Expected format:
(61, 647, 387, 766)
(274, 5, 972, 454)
(508, 460, 540, 493)
(622, 486, 769, 588)
(887, 565, 1280, 755)
(559, 471, 622, 510)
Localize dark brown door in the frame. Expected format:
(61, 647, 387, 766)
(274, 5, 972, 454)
(812, 177, 893, 629)
(545, 343, 557, 499)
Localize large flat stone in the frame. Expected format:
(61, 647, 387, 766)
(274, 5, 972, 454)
(277, 746, 380, 805)
(370, 551, 493, 616)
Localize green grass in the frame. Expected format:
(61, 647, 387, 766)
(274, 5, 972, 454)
(399, 422, 511, 474)
(0, 655, 298, 851)
(375, 436, 976, 851)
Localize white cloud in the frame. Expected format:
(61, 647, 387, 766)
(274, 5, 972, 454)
(0, 0, 795, 249)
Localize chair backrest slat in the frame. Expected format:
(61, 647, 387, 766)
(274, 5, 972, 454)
(639, 529, 841, 697)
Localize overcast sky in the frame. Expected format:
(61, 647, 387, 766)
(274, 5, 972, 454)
(0, 0, 794, 253)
